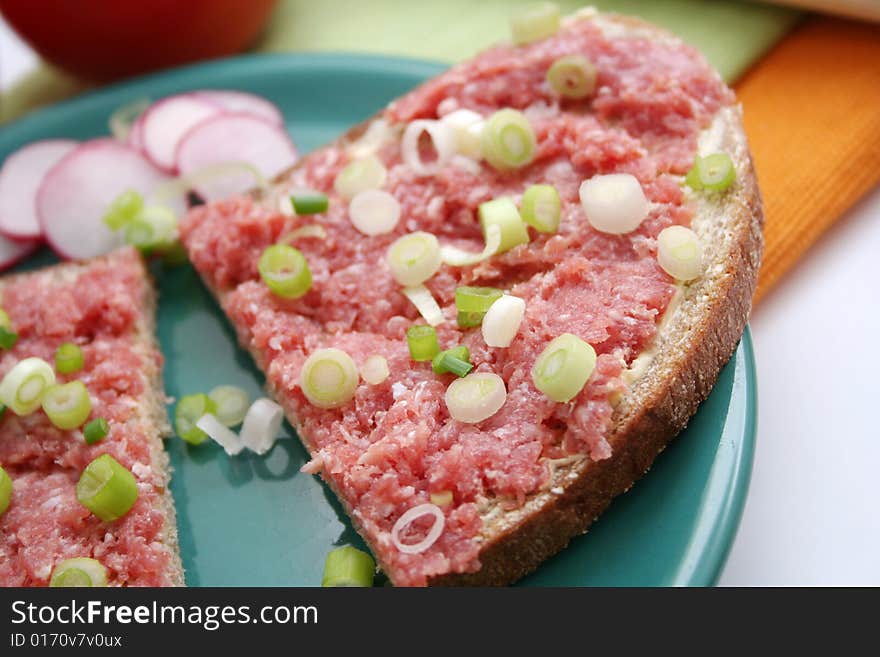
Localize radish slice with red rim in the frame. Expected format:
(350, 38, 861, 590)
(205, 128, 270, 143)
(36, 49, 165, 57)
(140, 94, 222, 171)
(0, 140, 78, 240)
(37, 139, 187, 260)
(175, 113, 298, 201)
(0, 234, 38, 272)
(191, 90, 284, 126)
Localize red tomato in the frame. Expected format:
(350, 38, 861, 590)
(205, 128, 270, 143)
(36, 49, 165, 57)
(0, 0, 278, 82)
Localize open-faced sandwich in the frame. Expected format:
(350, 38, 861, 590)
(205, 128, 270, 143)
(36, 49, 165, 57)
(0, 248, 183, 586)
(180, 6, 763, 586)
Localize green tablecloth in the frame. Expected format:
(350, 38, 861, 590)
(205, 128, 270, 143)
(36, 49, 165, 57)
(0, 0, 800, 124)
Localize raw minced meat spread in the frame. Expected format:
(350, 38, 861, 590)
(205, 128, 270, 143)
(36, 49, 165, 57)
(182, 15, 732, 585)
(0, 248, 174, 586)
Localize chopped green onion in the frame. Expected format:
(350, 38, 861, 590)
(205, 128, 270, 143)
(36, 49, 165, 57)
(432, 349, 473, 377)
(300, 348, 359, 409)
(401, 119, 456, 176)
(0, 404, 5, 420)
(0, 465, 12, 516)
(349, 189, 401, 236)
(457, 311, 486, 328)
(387, 231, 442, 286)
(441, 109, 484, 159)
(258, 244, 313, 299)
(684, 165, 702, 191)
(657, 225, 703, 281)
(76, 454, 138, 522)
(279, 224, 328, 244)
(455, 286, 503, 314)
(579, 173, 649, 235)
(360, 355, 390, 385)
(42, 381, 92, 430)
(83, 417, 109, 445)
(198, 412, 244, 456)
(406, 325, 440, 362)
(334, 155, 387, 200)
(532, 333, 597, 402)
(175, 393, 217, 445)
(208, 385, 250, 427)
(430, 490, 453, 507)
(322, 546, 375, 587)
(686, 153, 736, 192)
(402, 284, 443, 327)
(547, 55, 598, 99)
(0, 357, 55, 415)
(124, 205, 177, 252)
(49, 557, 108, 587)
(0, 307, 16, 347)
(478, 197, 530, 253)
(481, 109, 536, 171)
(521, 184, 561, 233)
(437, 356, 473, 378)
(432, 345, 471, 375)
(291, 191, 329, 215)
(55, 343, 84, 374)
(440, 223, 503, 267)
(482, 295, 526, 348)
(102, 189, 143, 231)
(0, 327, 18, 350)
(445, 372, 507, 423)
(510, 2, 560, 45)
(161, 240, 189, 265)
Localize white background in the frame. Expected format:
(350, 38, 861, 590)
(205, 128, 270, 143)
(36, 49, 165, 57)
(2, 15, 878, 585)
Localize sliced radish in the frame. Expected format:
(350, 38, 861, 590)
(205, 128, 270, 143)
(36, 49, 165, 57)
(191, 90, 284, 126)
(0, 140, 78, 240)
(0, 234, 38, 272)
(140, 94, 222, 171)
(37, 139, 187, 260)
(175, 113, 298, 201)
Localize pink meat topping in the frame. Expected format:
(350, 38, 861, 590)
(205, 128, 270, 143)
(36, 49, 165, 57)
(181, 17, 731, 585)
(0, 248, 174, 586)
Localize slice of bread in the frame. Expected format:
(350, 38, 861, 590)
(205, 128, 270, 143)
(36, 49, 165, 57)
(0, 247, 184, 587)
(433, 103, 762, 585)
(183, 10, 762, 585)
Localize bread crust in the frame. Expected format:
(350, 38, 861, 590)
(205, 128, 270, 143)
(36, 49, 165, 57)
(249, 12, 764, 585)
(135, 254, 186, 587)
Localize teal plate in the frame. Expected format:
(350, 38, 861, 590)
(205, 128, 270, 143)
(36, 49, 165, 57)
(0, 54, 756, 586)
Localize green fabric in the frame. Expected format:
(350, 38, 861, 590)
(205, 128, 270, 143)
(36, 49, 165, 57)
(0, 0, 799, 124)
(263, 1, 800, 80)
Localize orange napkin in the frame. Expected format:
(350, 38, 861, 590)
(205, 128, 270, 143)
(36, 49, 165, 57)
(733, 16, 880, 302)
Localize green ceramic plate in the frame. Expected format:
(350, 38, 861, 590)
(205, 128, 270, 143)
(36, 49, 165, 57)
(0, 54, 756, 586)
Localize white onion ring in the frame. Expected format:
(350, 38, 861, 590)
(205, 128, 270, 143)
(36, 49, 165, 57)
(402, 284, 443, 327)
(440, 223, 502, 267)
(279, 224, 328, 243)
(401, 120, 455, 177)
(196, 413, 244, 456)
(391, 503, 446, 554)
(240, 397, 284, 455)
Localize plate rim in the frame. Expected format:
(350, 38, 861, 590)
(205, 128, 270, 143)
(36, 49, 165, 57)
(677, 326, 757, 586)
